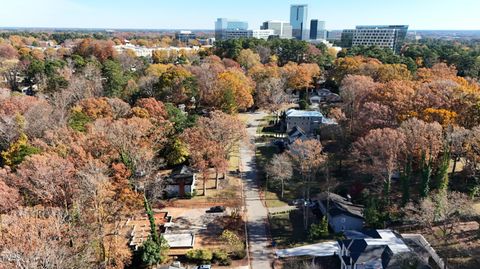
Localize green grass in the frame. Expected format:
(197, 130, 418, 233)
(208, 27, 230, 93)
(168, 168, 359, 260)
(265, 191, 289, 208)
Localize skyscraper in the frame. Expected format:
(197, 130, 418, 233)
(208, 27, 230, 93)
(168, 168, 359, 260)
(290, 4, 308, 40)
(310, 19, 327, 40)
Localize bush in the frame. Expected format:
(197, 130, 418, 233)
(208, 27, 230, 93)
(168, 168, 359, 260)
(213, 249, 231, 266)
(185, 249, 213, 264)
(298, 99, 309, 110)
(231, 249, 246, 260)
(308, 216, 329, 240)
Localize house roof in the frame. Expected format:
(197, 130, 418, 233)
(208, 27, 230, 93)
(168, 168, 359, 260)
(317, 192, 364, 219)
(168, 165, 196, 185)
(286, 109, 324, 118)
(341, 229, 413, 269)
(162, 233, 195, 248)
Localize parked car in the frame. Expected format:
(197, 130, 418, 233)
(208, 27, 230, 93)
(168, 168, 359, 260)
(195, 265, 212, 269)
(288, 199, 305, 206)
(206, 206, 225, 213)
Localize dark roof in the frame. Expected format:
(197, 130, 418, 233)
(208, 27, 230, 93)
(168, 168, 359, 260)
(317, 192, 364, 219)
(168, 165, 195, 185)
(287, 126, 306, 137)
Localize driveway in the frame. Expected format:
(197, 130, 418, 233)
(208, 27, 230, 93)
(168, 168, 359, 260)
(240, 111, 273, 269)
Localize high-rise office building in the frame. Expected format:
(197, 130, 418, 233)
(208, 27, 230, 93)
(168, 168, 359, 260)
(309, 19, 327, 40)
(340, 25, 409, 53)
(261, 21, 292, 39)
(290, 4, 308, 40)
(215, 18, 250, 40)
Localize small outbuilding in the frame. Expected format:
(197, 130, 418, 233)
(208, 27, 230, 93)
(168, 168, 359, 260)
(165, 165, 196, 198)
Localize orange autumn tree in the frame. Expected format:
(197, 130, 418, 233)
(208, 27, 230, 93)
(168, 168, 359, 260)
(216, 68, 255, 113)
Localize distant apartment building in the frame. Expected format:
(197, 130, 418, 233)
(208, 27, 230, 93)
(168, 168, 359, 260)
(341, 25, 409, 53)
(290, 4, 309, 40)
(175, 31, 196, 43)
(261, 20, 292, 39)
(310, 19, 327, 40)
(215, 18, 250, 40)
(252, 29, 275, 40)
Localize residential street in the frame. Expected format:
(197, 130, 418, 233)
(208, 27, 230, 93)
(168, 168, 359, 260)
(239, 111, 273, 269)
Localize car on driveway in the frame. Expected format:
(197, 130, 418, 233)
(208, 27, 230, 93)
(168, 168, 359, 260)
(288, 199, 305, 206)
(206, 206, 225, 213)
(194, 265, 212, 269)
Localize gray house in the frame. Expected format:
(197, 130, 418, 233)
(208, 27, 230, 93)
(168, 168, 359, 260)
(286, 109, 337, 134)
(317, 192, 364, 233)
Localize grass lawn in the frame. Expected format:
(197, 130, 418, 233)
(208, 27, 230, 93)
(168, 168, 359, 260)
(265, 191, 289, 208)
(474, 202, 480, 214)
(269, 210, 308, 247)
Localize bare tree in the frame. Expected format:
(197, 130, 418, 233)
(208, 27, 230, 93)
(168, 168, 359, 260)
(404, 191, 473, 246)
(266, 153, 293, 199)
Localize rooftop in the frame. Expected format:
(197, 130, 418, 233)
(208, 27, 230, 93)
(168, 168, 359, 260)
(162, 233, 195, 248)
(286, 109, 324, 118)
(317, 192, 364, 219)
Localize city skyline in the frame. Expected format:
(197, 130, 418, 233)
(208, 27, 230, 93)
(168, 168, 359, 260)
(1, 0, 480, 30)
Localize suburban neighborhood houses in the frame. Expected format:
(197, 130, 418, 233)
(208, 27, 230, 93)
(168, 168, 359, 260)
(1, 1, 480, 269)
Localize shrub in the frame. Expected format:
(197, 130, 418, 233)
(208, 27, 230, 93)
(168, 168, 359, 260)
(308, 216, 329, 240)
(299, 99, 309, 110)
(213, 249, 231, 265)
(185, 249, 213, 264)
(231, 249, 246, 260)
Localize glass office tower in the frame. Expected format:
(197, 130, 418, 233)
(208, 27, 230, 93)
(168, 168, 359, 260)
(290, 4, 308, 40)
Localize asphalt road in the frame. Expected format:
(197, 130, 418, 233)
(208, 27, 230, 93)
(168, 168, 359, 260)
(239, 111, 273, 269)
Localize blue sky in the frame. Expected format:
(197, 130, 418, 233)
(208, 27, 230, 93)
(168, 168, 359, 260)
(0, 0, 479, 30)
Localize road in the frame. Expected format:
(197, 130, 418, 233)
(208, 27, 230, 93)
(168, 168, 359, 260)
(239, 111, 273, 269)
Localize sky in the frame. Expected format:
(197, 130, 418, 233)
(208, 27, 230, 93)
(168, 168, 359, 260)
(0, 0, 479, 30)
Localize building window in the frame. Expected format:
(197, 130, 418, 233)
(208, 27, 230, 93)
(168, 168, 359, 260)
(341, 217, 346, 223)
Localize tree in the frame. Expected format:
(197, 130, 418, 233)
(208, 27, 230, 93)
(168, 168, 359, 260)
(404, 191, 473, 246)
(182, 111, 246, 192)
(237, 49, 261, 70)
(216, 69, 255, 113)
(339, 75, 380, 137)
(1, 133, 41, 167)
(400, 118, 443, 197)
(0, 208, 74, 269)
(288, 139, 326, 229)
(140, 237, 163, 267)
(153, 66, 196, 105)
(13, 152, 77, 211)
(266, 153, 293, 198)
(0, 170, 20, 214)
(102, 59, 128, 97)
(282, 62, 320, 92)
(352, 128, 406, 204)
(254, 77, 289, 113)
